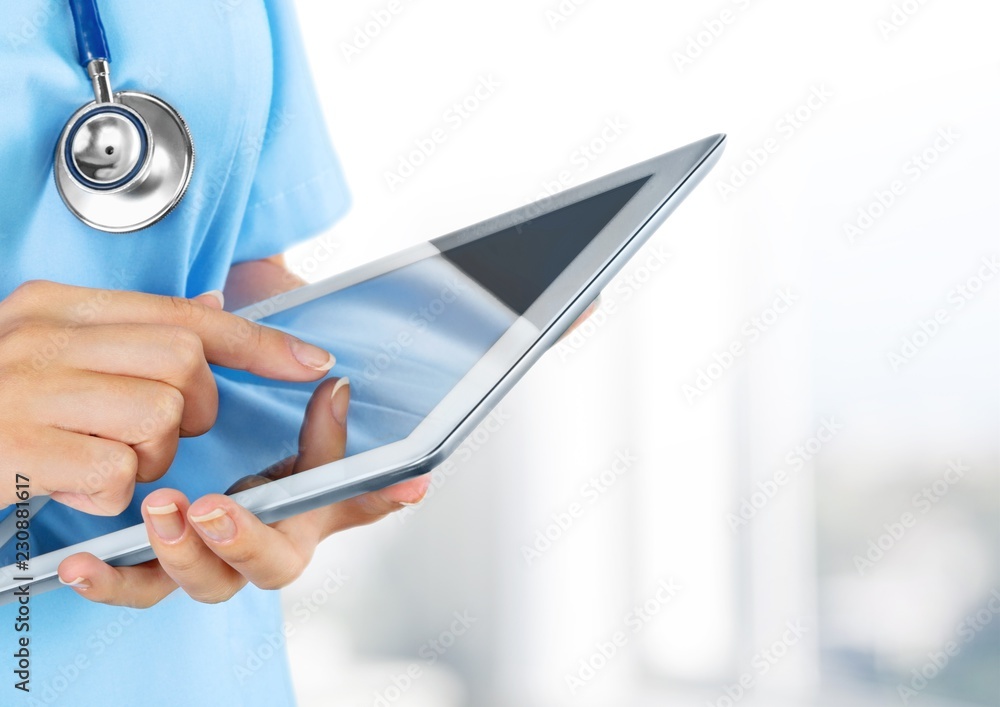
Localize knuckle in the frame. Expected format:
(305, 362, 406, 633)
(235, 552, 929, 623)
(130, 596, 162, 610)
(157, 385, 184, 427)
(255, 573, 287, 591)
(131, 384, 185, 441)
(95, 446, 139, 498)
(1, 281, 60, 325)
(254, 554, 307, 591)
(94, 482, 135, 515)
(183, 407, 217, 438)
(0, 320, 48, 364)
(356, 493, 398, 520)
(134, 453, 172, 484)
(6, 279, 54, 309)
(219, 543, 261, 567)
(162, 552, 203, 577)
(191, 579, 242, 605)
(152, 385, 185, 429)
(166, 296, 207, 327)
(165, 326, 205, 373)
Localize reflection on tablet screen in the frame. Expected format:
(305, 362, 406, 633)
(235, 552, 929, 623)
(0, 174, 650, 562)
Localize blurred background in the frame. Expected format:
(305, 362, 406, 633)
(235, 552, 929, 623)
(276, 1, 999, 705)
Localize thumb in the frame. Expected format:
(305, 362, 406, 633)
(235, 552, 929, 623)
(293, 377, 349, 474)
(223, 378, 348, 495)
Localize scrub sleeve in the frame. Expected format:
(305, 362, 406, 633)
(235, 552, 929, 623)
(0, 1, 350, 705)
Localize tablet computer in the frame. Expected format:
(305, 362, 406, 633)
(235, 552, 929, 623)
(0, 133, 725, 603)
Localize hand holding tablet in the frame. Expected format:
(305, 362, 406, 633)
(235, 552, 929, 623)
(0, 133, 725, 603)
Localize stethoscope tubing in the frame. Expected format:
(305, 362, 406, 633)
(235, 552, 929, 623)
(57, 0, 195, 233)
(68, 0, 111, 66)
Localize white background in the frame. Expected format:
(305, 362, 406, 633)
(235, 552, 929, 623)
(278, 1, 999, 705)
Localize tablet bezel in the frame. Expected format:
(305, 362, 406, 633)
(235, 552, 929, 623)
(0, 134, 725, 602)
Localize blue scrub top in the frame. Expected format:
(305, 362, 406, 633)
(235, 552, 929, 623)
(0, 1, 350, 704)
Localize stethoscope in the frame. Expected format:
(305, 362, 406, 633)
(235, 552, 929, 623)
(0, 0, 197, 545)
(55, 0, 194, 233)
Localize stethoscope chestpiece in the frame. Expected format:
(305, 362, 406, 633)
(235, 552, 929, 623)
(55, 2, 194, 233)
(63, 100, 151, 191)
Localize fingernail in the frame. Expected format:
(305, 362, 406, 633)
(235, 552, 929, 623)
(396, 475, 432, 507)
(196, 289, 225, 309)
(290, 338, 336, 372)
(147, 502, 184, 542)
(190, 508, 236, 542)
(331, 377, 350, 426)
(59, 576, 91, 590)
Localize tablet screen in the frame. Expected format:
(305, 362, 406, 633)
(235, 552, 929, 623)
(0, 175, 650, 563)
(259, 175, 652, 457)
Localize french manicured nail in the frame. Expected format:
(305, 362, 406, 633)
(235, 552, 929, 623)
(331, 377, 350, 426)
(59, 576, 91, 590)
(397, 475, 432, 507)
(196, 289, 225, 309)
(290, 338, 336, 371)
(147, 502, 185, 541)
(190, 508, 236, 542)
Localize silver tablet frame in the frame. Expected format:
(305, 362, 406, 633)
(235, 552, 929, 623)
(0, 134, 725, 603)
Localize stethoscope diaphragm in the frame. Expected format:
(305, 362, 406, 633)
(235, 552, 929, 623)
(55, 91, 194, 233)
